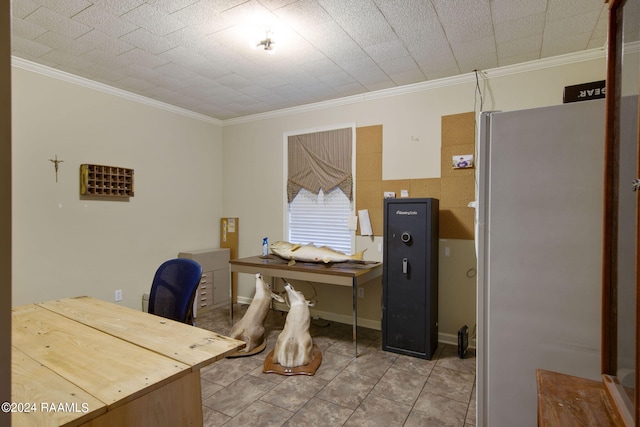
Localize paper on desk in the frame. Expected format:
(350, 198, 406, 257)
(358, 209, 373, 236)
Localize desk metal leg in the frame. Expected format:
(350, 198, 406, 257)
(352, 277, 358, 358)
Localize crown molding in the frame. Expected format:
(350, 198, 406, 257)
(11, 56, 224, 126)
(222, 45, 611, 126)
(221, 73, 476, 126)
(13, 42, 632, 127)
(482, 45, 608, 79)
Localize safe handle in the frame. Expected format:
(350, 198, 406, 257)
(402, 258, 408, 274)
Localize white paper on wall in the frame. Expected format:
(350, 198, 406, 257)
(358, 209, 373, 236)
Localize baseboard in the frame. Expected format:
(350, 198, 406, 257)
(238, 297, 383, 330)
(237, 296, 252, 305)
(439, 332, 477, 349)
(238, 296, 477, 349)
(307, 308, 382, 331)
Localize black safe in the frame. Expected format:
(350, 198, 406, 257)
(382, 198, 439, 360)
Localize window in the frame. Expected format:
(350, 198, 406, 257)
(285, 126, 355, 254)
(288, 188, 353, 254)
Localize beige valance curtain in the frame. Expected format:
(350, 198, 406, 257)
(287, 127, 352, 203)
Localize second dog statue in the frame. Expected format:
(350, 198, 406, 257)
(229, 273, 284, 355)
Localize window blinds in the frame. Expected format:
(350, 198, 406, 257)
(288, 188, 353, 254)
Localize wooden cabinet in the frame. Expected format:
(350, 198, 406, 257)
(178, 248, 230, 317)
(536, 369, 625, 426)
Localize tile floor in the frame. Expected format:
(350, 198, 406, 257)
(195, 304, 476, 427)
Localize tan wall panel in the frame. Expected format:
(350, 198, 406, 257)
(409, 178, 442, 199)
(355, 180, 383, 235)
(440, 175, 475, 208)
(356, 180, 382, 210)
(441, 112, 475, 147)
(356, 125, 383, 154)
(356, 125, 383, 196)
(439, 208, 475, 240)
(381, 179, 412, 198)
(440, 112, 475, 239)
(356, 152, 382, 181)
(355, 125, 383, 235)
(367, 208, 384, 237)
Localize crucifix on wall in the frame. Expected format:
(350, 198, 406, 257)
(48, 154, 63, 182)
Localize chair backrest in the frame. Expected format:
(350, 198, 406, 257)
(148, 258, 202, 325)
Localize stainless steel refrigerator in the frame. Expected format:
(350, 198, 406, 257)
(476, 96, 638, 426)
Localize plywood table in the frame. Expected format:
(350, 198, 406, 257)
(229, 255, 383, 357)
(11, 296, 245, 427)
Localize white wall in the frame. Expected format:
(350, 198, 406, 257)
(11, 65, 224, 310)
(222, 50, 610, 339)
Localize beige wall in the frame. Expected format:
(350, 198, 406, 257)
(11, 66, 224, 310)
(13, 46, 633, 344)
(222, 52, 609, 343)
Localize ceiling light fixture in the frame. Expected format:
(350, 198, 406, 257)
(256, 31, 275, 51)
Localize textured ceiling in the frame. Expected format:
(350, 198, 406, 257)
(9, 0, 638, 120)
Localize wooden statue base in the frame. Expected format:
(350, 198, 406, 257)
(226, 340, 267, 358)
(262, 344, 322, 376)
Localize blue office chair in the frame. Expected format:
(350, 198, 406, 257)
(148, 258, 202, 325)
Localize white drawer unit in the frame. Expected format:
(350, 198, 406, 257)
(178, 248, 230, 317)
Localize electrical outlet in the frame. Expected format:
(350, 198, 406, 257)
(115, 289, 122, 301)
(358, 287, 364, 298)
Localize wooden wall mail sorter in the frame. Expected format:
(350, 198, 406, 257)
(80, 163, 134, 197)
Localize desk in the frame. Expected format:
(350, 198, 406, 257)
(536, 369, 624, 426)
(229, 255, 383, 357)
(11, 296, 244, 427)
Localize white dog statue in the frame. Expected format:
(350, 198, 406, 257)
(229, 273, 283, 354)
(272, 282, 314, 368)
